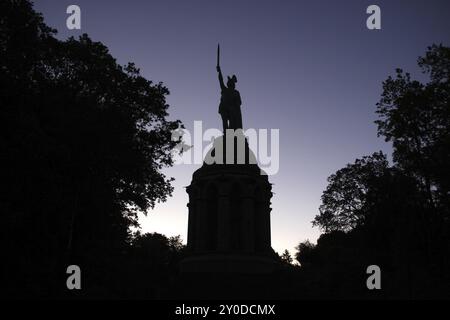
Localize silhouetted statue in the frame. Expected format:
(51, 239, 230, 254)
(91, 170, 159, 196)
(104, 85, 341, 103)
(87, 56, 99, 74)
(216, 45, 243, 131)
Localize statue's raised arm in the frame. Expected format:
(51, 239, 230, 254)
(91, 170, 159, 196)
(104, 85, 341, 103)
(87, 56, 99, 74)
(217, 44, 226, 91)
(217, 66, 226, 91)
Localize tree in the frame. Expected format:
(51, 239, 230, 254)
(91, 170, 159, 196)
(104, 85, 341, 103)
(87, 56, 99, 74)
(295, 240, 315, 267)
(307, 45, 450, 298)
(313, 152, 390, 232)
(1, 0, 181, 296)
(280, 249, 293, 265)
(376, 44, 450, 209)
(131, 232, 185, 274)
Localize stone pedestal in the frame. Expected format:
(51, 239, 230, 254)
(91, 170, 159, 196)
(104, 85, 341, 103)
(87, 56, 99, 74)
(180, 133, 278, 273)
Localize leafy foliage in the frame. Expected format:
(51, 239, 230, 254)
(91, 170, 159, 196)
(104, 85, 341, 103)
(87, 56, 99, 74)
(1, 0, 181, 297)
(376, 44, 450, 208)
(294, 240, 315, 267)
(313, 152, 389, 232)
(303, 45, 450, 298)
(280, 249, 293, 265)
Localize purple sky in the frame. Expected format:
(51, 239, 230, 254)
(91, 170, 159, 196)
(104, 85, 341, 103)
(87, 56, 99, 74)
(35, 0, 450, 255)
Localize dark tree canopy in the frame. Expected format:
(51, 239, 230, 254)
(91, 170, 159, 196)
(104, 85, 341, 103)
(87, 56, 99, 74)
(376, 44, 450, 208)
(303, 45, 450, 299)
(280, 249, 293, 265)
(1, 0, 181, 297)
(313, 152, 390, 232)
(294, 240, 315, 267)
(314, 45, 450, 234)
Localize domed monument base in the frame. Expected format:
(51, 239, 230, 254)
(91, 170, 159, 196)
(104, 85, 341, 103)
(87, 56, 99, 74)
(180, 132, 279, 274)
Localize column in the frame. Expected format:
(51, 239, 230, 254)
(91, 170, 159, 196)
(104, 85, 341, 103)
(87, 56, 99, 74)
(195, 196, 207, 251)
(261, 185, 273, 251)
(217, 182, 231, 251)
(242, 186, 255, 253)
(186, 201, 195, 251)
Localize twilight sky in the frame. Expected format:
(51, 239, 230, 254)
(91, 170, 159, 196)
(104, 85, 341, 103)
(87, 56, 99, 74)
(35, 0, 450, 255)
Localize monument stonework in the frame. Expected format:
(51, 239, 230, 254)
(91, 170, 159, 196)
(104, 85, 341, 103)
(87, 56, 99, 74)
(180, 46, 278, 273)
